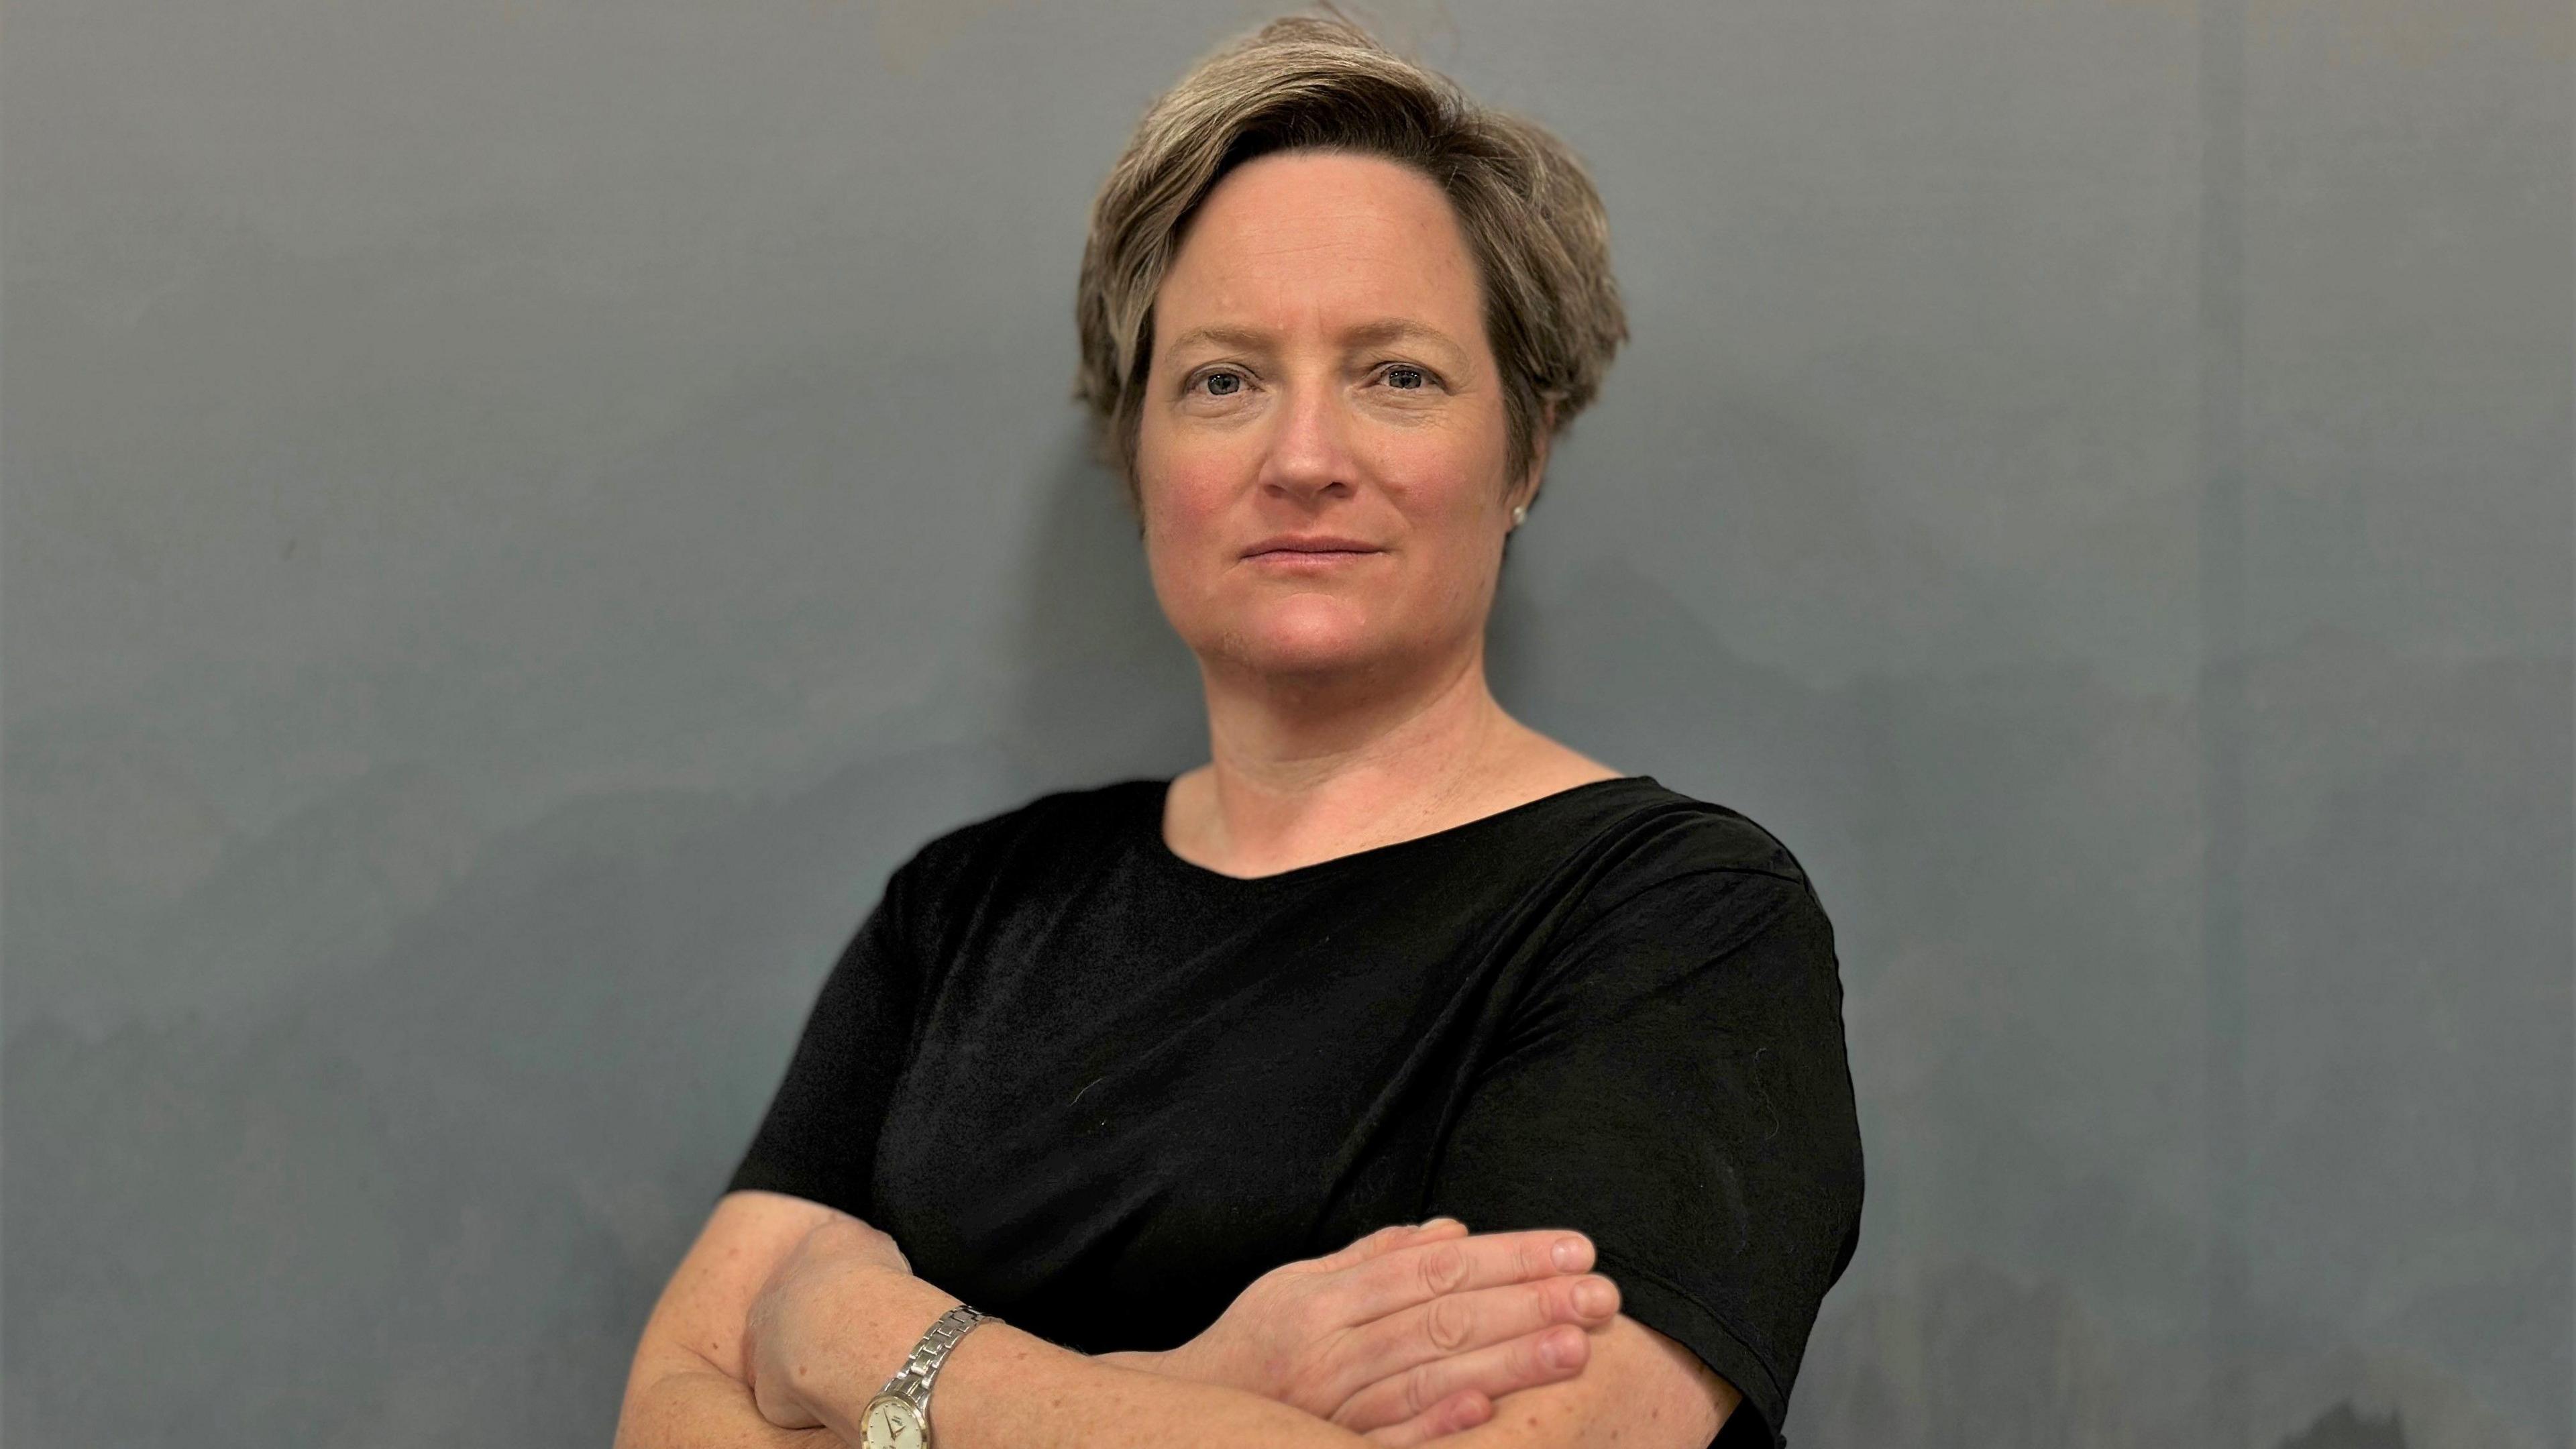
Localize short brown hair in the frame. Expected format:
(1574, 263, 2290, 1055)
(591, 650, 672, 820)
(1071, 11, 1629, 515)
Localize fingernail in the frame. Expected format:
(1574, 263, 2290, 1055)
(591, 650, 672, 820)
(1552, 1236, 1590, 1271)
(1541, 1328, 1580, 1368)
(1574, 1279, 1615, 1315)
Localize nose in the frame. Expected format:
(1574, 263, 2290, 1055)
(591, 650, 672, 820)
(1255, 374, 1357, 509)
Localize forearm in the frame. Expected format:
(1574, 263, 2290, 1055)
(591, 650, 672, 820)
(616, 1361, 845, 1449)
(788, 1265, 1371, 1449)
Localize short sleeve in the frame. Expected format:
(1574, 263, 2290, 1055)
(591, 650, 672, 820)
(720, 860, 927, 1217)
(1422, 868, 1864, 1449)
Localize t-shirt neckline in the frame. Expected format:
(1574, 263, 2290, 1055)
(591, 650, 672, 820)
(1140, 773, 1661, 889)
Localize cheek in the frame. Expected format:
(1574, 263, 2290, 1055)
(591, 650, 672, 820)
(1139, 468, 1224, 549)
(1379, 413, 1508, 515)
(1388, 453, 1502, 547)
(1136, 424, 1254, 539)
(1134, 471, 1232, 609)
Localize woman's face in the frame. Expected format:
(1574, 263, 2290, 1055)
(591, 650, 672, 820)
(1134, 149, 1535, 686)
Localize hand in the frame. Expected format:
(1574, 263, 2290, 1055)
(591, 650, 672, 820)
(741, 1210, 914, 1432)
(1152, 1218, 1621, 1445)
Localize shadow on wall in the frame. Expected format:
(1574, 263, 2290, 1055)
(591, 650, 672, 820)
(2282, 1404, 2409, 1449)
(0, 730, 1031, 1449)
(1788, 1257, 2531, 1449)
(1000, 431, 1206, 787)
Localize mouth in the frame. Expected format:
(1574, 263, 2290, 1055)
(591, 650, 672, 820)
(1241, 536, 1387, 563)
(1242, 547, 1383, 568)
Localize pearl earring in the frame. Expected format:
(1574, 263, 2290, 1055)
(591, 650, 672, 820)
(1510, 503, 1528, 527)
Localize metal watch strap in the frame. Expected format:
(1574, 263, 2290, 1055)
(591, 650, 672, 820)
(879, 1305, 994, 1432)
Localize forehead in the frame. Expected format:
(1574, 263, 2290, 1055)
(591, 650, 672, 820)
(1155, 150, 1483, 345)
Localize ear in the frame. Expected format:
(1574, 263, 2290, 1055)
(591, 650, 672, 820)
(1513, 402, 1558, 515)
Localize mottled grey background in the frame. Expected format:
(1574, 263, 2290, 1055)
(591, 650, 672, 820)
(3, 1, 2568, 1446)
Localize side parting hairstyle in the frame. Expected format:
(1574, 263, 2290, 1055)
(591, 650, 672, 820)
(1071, 11, 1629, 515)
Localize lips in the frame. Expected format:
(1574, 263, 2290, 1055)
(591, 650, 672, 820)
(1242, 535, 1385, 559)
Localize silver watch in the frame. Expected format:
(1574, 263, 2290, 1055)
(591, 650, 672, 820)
(856, 1304, 994, 1449)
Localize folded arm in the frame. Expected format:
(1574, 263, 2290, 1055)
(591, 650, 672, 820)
(614, 1190, 1731, 1449)
(614, 1190, 1374, 1449)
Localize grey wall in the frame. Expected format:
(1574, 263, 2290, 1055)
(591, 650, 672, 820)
(4, 2, 2568, 1446)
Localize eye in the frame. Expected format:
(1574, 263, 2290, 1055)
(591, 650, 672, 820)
(1195, 369, 1247, 398)
(1379, 364, 1434, 391)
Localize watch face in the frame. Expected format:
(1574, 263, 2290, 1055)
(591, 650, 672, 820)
(861, 1393, 924, 1449)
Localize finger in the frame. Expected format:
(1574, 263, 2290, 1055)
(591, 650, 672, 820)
(1356, 1387, 1493, 1446)
(1336, 1228, 1594, 1324)
(1311, 1218, 1470, 1273)
(1339, 1272, 1620, 1385)
(1338, 1326, 1593, 1434)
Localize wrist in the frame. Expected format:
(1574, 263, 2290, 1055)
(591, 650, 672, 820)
(1146, 1335, 1233, 1390)
(798, 1261, 951, 1443)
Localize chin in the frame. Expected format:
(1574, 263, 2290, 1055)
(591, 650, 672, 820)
(1216, 601, 1393, 679)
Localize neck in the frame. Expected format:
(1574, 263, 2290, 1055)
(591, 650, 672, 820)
(1181, 639, 1532, 871)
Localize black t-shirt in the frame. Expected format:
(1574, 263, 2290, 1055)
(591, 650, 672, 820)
(724, 775, 1864, 1448)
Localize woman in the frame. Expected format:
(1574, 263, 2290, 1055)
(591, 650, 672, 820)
(614, 14, 1861, 1449)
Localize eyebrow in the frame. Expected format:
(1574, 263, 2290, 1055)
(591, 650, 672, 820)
(1163, 318, 1470, 368)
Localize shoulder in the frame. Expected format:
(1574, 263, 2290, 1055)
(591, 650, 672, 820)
(1527, 782, 1843, 1011)
(1569, 779, 1820, 913)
